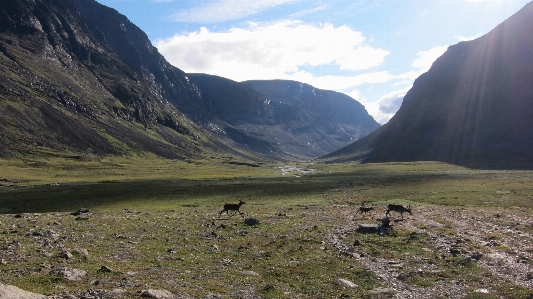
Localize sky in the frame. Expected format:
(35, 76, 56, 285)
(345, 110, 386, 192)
(95, 0, 530, 124)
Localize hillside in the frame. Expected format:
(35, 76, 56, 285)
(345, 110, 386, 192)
(323, 1, 533, 169)
(0, 0, 380, 162)
(189, 74, 380, 159)
(0, 0, 261, 160)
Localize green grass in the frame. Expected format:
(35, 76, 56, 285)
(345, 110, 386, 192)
(1, 157, 533, 298)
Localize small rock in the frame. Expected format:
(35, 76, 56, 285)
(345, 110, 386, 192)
(202, 293, 223, 299)
(60, 249, 73, 260)
(471, 252, 483, 260)
(51, 267, 87, 281)
(242, 270, 260, 277)
(370, 288, 395, 295)
(140, 289, 175, 299)
(71, 208, 91, 216)
(44, 230, 59, 239)
(356, 224, 379, 234)
(112, 289, 126, 295)
(335, 278, 357, 288)
(474, 289, 490, 294)
(98, 265, 113, 273)
(244, 218, 260, 226)
(73, 248, 89, 259)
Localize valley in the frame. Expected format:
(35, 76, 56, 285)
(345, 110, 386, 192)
(1, 0, 533, 298)
(1, 157, 532, 298)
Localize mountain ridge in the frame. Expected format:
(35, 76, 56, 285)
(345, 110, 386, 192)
(0, 0, 228, 159)
(0, 0, 380, 161)
(189, 74, 380, 159)
(323, 1, 533, 169)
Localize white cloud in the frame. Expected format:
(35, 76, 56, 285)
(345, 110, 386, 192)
(168, 0, 300, 23)
(156, 20, 390, 82)
(454, 32, 484, 41)
(412, 46, 448, 71)
(286, 70, 395, 92)
(361, 86, 411, 124)
(290, 4, 329, 18)
(156, 20, 454, 126)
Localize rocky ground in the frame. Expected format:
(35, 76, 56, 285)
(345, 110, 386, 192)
(328, 205, 533, 298)
(1, 203, 532, 299)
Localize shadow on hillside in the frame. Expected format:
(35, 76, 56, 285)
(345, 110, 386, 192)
(0, 170, 453, 214)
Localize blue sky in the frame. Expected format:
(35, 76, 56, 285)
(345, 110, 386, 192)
(96, 0, 530, 124)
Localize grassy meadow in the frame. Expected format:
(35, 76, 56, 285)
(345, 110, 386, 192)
(0, 155, 532, 298)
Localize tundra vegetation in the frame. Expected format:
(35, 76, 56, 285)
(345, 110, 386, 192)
(0, 155, 532, 298)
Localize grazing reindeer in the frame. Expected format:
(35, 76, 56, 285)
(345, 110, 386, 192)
(355, 206, 374, 217)
(220, 200, 246, 216)
(385, 204, 412, 218)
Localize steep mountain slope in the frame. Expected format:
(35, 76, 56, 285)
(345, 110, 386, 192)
(324, 1, 533, 169)
(0, 0, 250, 159)
(189, 74, 380, 159)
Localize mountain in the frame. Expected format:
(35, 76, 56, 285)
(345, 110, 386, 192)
(0, 0, 286, 161)
(0, 0, 379, 161)
(323, 1, 533, 169)
(188, 74, 380, 159)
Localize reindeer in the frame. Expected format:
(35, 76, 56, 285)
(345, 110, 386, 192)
(385, 204, 412, 218)
(355, 206, 374, 217)
(219, 200, 246, 216)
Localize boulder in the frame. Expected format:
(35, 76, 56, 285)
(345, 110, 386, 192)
(51, 267, 87, 281)
(71, 208, 91, 216)
(244, 218, 260, 226)
(140, 289, 176, 299)
(0, 284, 46, 299)
(356, 224, 379, 234)
(335, 278, 358, 288)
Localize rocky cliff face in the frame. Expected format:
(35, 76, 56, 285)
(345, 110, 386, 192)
(0, 0, 246, 159)
(323, 1, 533, 169)
(189, 74, 380, 159)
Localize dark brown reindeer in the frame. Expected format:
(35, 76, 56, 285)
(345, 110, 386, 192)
(355, 206, 374, 217)
(385, 204, 412, 218)
(219, 200, 246, 216)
